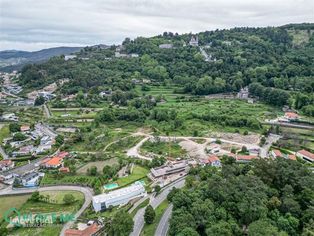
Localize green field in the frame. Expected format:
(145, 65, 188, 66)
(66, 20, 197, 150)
(116, 165, 149, 187)
(140, 140, 187, 159)
(141, 200, 169, 236)
(77, 158, 119, 174)
(8, 226, 62, 236)
(0, 194, 31, 219)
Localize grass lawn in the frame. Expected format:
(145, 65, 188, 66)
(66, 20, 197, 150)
(116, 165, 149, 187)
(0, 194, 31, 219)
(141, 200, 169, 236)
(0, 124, 10, 143)
(77, 158, 119, 174)
(8, 225, 62, 236)
(39, 190, 84, 204)
(140, 140, 187, 158)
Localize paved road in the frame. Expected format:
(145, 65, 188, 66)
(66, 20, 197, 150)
(263, 121, 314, 130)
(130, 178, 185, 236)
(260, 134, 281, 158)
(0, 185, 93, 236)
(127, 136, 152, 160)
(155, 204, 173, 236)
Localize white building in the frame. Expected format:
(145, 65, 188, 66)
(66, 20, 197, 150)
(92, 182, 146, 212)
(159, 44, 173, 49)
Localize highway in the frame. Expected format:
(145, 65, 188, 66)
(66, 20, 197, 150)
(0, 185, 93, 236)
(130, 177, 185, 236)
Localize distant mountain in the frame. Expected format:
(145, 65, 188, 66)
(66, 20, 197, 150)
(0, 46, 84, 72)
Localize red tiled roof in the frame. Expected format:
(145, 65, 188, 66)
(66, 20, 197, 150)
(0, 159, 13, 166)
(20, 125, 30, 132)
(65, 223, 101, 236)
(45, 157, 63, 166)
(297, 149, 314, 161)
(288, 154, 296, 161)
(57, 151, 69, 158)
(237, 155, 257, 161)
(208, 155, 220, 163)
(59, 167, 70, 173)
(273, 149, 282, 157)
(285, 112, 299, 119)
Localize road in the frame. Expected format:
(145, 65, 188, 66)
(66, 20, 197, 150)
(263, 121, 314, 130)
(155, 204, 173, 236)
(130, 178, 185, 236)
(0, 185, 93, 236)
(127, 136, 152, 160)
(259, 134, 281, 158)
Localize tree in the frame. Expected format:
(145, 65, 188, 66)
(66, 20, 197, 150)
(89, 166, 98, 176)
(63, 194, 75, 205)
(154, 185, 161, 194)
(55, 135, 64, 147)
(9, 123, 20, 132)
(34, 96, 45, 106)
(30, 191, 41, 202)
(248, 220, 287, 236)
(206, 221, 233, 236)
(107, 210, 133, 236)
(177, 227, 199, 236)
(13, 132, 27, 141)
(144, 205, 155, 224)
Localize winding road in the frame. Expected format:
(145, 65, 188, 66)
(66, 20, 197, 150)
(0, 185, 93, 236)
(130, 177, 185, 236)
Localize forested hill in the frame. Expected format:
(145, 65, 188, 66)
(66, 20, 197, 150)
(18, 23, 314, 115)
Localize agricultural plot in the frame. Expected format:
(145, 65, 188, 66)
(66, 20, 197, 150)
(140, 140, 187, 159)
(77, 158, 119, 174)
(278, 127, 314, 151)
(0, 194, 31, 219)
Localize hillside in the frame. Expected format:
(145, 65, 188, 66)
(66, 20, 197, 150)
(16, 23, 314, 116)
(0, 46, 83, 71)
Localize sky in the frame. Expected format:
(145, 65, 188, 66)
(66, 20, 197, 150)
(0, 0, 313, 51)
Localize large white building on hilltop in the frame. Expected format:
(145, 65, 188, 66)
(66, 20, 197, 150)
(92, 182, 146, 212)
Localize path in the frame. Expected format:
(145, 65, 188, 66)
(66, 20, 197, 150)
(43, 104, 52, 118)
(259, 134, 281, 158)
(0, 185, 93, 236)
(130, 177, 185, 236)
(263, 121, 314, 130)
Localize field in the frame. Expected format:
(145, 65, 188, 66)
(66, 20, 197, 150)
(278, 127, 314, 151)
(8, 226, 62, 236)
(41, 174, 96, 186)
(147, 98, 282, 135)
(77, 158, 119, 174)
(140, 140, 187, 158)
(141, 200, 169, 236)
(116, 165, 149, 187)
(0, 123, 10, 143)
(0, 194, 31, 219)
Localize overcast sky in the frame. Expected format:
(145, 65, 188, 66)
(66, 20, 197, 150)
(0, 0, 313, 51)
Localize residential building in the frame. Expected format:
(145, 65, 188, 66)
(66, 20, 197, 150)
(288, 154, 296, 161)
(1, 113, 18, 121)
(284, 112, 299, 121)
(38, 91, 56, 100)
(149, 161, 189, 179)
(20, 125, 31, 132)
(271, 149, 283, 159)
(296, 149, 314, 163)
(59, 167, 70, 173)
(65, 55, 77, 61)
(92, 182, 146, 212)
(207, 155, 221, 167)
(65, 222, 102, 236)
(237, 87, 249, 99)
(189, 35, 199, 46)
(0, 160, 14, 171)
(12, 145, 34, 157)
(236, 155, 258, 163)
(18, 172, 44, 187)
(43, 156, 63, 168)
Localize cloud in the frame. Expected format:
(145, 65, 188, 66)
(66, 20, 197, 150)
(0, 0, 313, 50)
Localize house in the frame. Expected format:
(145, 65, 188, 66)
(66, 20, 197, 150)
(43, 156, 63, 168)
(288, 154, 296, 161)
(0, 160, 14, 171)
(65, 55, 77, 61)
(271, 149, 283, 159)
(56, 151, 69, 159)
(284, 112, 299, 121)
(296, 149, 314, 163)
(149, 161, 189, 180)
(1, 113, 18, 121)
(236, 155, 258, 163)
(189, 36, 199, 46)
(35, 144, 52, 154)
(92, 182, 146, 212)
(65, 222, 102, 236)
(237, 87, 249, 99)
(59, 167, 70, 173)
(17, 172, 44, 187)
(20, 125, 31, 132)
(159, 44, 173, 49)
(206, 155, 221, 167)
(12, 145, 34, 157)
(38, 91, 56, 100)
(99, 90, 111, 98)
